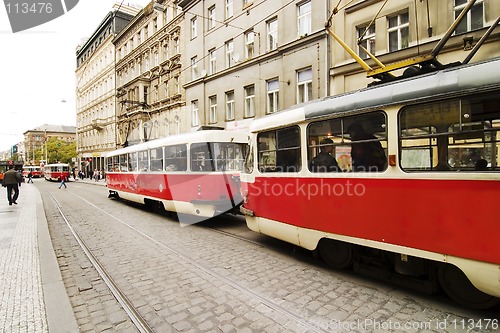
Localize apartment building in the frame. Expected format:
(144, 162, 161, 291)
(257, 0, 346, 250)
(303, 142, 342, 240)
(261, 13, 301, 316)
(329, 0, 500, 93)
(75, 0, 499, 153)
(179, 0, 330, 132)
(75, 3, 139, 173)
(114, 0, 185, 147)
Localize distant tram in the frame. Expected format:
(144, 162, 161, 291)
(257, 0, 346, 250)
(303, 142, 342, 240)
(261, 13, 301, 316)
(105, 129, 247, 222)
(240, 57, 500, 309)
(43, 163, 70, 181)
(22, 165, 43, 178)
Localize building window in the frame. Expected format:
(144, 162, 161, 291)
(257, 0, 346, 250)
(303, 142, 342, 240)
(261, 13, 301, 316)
(209, 96, 217, 124)
(297, 68, 312, 104)
(191, 56, 198, 80)
(154, 52, 158, 66)
(267, 18, 278, 51)
(297, 1, 311, 37)
(244, 85, 255, 118)
(173, 37, 179, 55)
(191, 17, 197, 39)
(267, 79, 279, 114)
(191, 100, 199, 127)
(226, 91, 235, 121)
(175, 76, 180, 94)
(208, 5, 216, 30)
(454, 0, 484, 34)
(163, 43, 169, 59)
(388, 11, 409, 52)
(245, 30, 254, 60)
(226, 0, 233, 20)
(209, 49, 217, 74)
(225, 40, 234, 68)
(358, 24, 375, 59)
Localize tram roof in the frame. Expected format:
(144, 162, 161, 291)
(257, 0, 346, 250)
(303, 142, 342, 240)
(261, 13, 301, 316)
(249, 57, 500, 132)
(107, 129, 248, 157)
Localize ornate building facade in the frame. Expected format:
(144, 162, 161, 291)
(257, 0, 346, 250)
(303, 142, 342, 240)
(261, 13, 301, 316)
(114, 0, 185, 148)
(75, 3, 139, 174)
(74, 0, 500, 156)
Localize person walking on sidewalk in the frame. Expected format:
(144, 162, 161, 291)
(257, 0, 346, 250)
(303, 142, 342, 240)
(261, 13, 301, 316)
(27, 171, 33, 183)
(58, 174, 67, 189)
(2, 164, 22, 205)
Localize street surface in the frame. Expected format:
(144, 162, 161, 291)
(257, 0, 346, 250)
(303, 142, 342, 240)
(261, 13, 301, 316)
(33, 179, 499, 332)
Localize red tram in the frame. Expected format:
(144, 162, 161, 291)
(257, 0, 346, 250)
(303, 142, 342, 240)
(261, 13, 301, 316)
(43, 163, 70, 181)
(105, 129, 247, 223)
(240, 57, 500, 309)
(22, 165, 43, 178)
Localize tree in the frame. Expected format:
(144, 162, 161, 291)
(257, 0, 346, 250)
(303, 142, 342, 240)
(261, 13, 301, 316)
(46, 137, 76, 166)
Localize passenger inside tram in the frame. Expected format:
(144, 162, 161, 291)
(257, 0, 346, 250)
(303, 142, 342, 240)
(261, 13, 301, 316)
(346, 123, 388, 172)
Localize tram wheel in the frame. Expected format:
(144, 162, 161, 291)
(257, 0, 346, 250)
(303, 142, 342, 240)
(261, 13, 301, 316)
(318, 239, 354, 269)
(438, 263, 500, 310)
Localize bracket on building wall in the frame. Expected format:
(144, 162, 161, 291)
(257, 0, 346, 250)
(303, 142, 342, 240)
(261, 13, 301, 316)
(119, 99, 150, 110)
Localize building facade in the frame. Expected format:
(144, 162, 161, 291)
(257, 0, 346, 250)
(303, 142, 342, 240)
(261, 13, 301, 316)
(179, 0, 330, 132)
(74, 0, 500, 155)
(114, 0, 185, 148)
(22, 124, 76, 165)
(329, 0, 500, 93)
(75, 3, 139, 175)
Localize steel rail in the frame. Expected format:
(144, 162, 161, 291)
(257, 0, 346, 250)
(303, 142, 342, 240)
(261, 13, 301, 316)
(49, 194, 154, 333)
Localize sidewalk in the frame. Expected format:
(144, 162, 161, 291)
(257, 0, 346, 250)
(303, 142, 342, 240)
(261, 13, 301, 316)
(0, 183, 78, 333)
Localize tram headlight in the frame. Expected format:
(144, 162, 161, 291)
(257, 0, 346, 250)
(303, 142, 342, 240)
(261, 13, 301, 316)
(197, 184, 202, 197)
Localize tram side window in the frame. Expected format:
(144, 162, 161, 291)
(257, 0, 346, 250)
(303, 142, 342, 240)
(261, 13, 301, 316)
(119, 154, 128, 172)
(258, 126, 301, 173)
(213, 143, 245, 171)
(191, 143, 215, 171)
(129, 152, 138, 172)
(307, 112, 388, 172)
(399, 92, 500, 171)
(150, 147, 163, 171)
(138, 150, 149, 171)
(165, 144, 187, 171)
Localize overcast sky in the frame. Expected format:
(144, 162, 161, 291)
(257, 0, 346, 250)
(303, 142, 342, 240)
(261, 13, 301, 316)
(0, 1, 150, 152)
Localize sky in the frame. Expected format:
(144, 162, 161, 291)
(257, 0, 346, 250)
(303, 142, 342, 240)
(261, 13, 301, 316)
(0, 0, 150, 152)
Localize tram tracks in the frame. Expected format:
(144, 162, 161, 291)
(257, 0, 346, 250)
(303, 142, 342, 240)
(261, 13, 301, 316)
(46, 189, 333, 333)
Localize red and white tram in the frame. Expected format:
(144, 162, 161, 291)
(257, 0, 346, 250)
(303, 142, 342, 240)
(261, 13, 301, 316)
(22, 165, 43, 178)
(240, 57, 500, 309)
(105, 129, 247, 223)
(43, 163, 70, 181)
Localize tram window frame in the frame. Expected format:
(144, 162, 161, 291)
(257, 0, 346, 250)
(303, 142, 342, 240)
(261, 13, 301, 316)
(165, 144, 187, 171)
(119, 154, 128, 172)
(150, 147, 164, 172)
(212, 142, 246, 171)
(129, 152, 138, 172)
(257, 126, 301, 173)
(307, 112, 388, 172)
(399, 92, 500, 172)
(138, 150, 149, 171)
(191, 142, 215, 172)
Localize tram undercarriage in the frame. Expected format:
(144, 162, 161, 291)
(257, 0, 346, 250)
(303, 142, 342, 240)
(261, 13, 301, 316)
(317, 238, 500, 310)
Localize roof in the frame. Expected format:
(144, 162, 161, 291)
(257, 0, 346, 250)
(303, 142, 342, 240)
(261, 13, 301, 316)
(25, 124, 76, 134)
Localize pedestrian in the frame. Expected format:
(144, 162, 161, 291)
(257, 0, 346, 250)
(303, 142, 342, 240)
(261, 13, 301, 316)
(58, 174, 67, 189)
(2, 164, 22, 205)
(27, 171, 33, 183)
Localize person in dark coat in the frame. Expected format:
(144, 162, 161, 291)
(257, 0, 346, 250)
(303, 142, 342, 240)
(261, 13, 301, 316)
(3, 165, 22, 205)
(310, 138, 340, 172)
